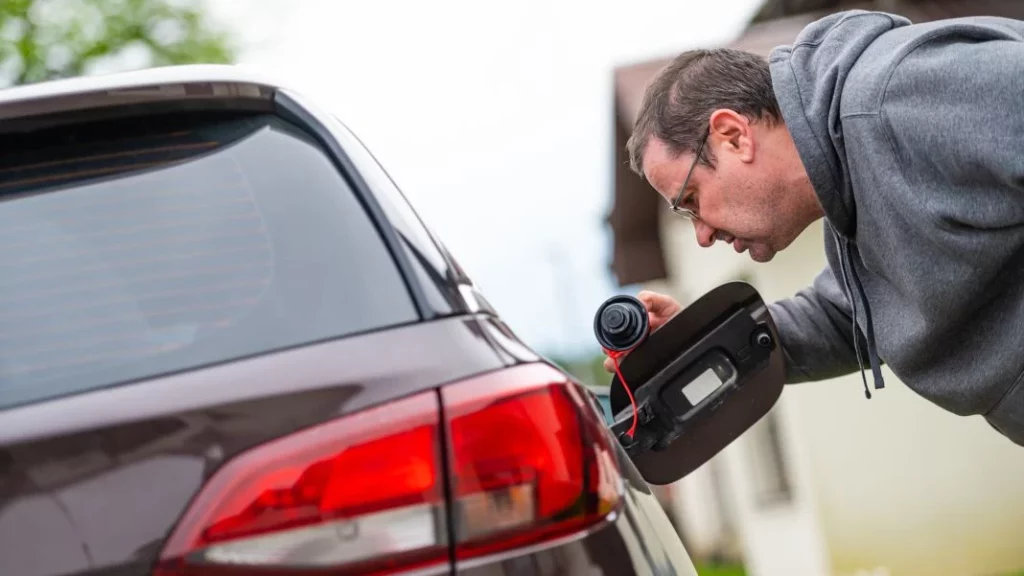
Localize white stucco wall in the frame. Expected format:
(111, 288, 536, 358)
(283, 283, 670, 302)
(656, 215, 831, 576)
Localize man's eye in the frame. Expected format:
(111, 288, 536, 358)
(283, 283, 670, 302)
(684, 192, 698, 210)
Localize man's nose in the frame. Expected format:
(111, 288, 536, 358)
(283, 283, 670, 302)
(693, 220, 716, 248)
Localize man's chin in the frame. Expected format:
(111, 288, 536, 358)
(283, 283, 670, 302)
(748, 246, 776, 262)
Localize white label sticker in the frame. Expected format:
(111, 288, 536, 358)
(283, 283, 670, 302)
(682, 369, 724, 406)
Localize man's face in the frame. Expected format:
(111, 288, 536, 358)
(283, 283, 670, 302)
(641, 123, 809, 263)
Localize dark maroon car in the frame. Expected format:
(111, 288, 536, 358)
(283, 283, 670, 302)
(0, 66, 699, 576)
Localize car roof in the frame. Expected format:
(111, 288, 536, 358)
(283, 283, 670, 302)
(0, 64, 288, 127)
(0, 64, 284, 105)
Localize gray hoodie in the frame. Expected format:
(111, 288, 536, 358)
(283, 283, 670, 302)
(765, 10, 1024, 445)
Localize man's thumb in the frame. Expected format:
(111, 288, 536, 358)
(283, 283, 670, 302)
(637, 290, 667, 313)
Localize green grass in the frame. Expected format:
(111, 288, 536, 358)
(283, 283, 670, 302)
(695, 563, 747, 576)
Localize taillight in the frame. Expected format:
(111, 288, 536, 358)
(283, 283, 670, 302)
(442, 363, 621, 561)
(155, 391, 446, 576)
(155, 363, 620, 575)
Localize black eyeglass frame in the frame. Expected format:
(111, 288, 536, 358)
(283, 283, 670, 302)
(669, 132, 709, 220)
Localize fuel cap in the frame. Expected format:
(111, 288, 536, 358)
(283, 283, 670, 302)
(594, 295, 650, 352)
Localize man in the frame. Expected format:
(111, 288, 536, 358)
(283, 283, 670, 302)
(606, 9, 1024, 445)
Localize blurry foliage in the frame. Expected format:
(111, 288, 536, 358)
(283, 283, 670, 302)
(0, 0, 235, 88)
(695, 563, 746, 576)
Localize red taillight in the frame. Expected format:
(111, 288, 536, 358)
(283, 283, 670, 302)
(155, 364, 620, 575)
(155, 391, 446, 576)
(442, 363, 622, 561)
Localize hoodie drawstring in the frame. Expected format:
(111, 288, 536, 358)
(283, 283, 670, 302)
(831, 229, 886, 398)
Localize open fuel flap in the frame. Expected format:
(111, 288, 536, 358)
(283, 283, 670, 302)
(605, 282, 785, 485)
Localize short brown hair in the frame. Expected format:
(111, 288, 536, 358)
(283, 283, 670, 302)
(626, 48, 782, 177)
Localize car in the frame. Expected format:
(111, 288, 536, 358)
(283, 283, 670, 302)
(587, 385, 614, 425)
(0, 65, 701, 576)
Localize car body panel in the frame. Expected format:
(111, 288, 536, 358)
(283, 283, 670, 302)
(455, 396, 697, 576)
(586, 385, 614, 425)
(456, 510, 694, 576)
(0, 64, 698, 576)
(0, 65, 277, 128)
(0, 64, 279, 106)
(0, 315, 510, 576)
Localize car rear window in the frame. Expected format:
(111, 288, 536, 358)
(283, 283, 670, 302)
(0, 110, 419, 410)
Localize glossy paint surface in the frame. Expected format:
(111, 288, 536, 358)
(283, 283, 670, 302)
(0, 316, 505, 576)
(0, 69, 698, 576)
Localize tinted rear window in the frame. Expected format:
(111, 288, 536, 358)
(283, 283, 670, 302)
(0, 111, 418, 409)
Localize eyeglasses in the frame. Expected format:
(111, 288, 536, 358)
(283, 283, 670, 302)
(669, 132, 708, 220)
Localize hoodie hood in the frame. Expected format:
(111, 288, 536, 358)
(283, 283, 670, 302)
(767, 10, 912, 398)
(768, 10, 910, 237)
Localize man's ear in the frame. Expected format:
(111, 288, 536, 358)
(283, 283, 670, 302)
(708, 109, 754, 163)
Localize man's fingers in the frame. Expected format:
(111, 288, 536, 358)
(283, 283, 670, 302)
(636, 290, 672, 314)
(637, 290, 681, 325)
(649, 313, 670, 332)
(604, 352, 632, 373)
(602, 291, 681, 373)
(636, 290, 663, 312)
(603, 356, 615, 373)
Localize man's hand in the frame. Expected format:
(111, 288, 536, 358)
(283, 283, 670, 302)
(602, 290, 682, 372)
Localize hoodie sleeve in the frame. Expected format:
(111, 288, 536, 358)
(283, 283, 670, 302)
(768, 263, 869, 384)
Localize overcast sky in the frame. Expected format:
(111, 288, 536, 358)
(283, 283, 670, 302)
(206, 0, 762, 357)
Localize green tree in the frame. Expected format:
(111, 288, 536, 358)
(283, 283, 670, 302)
(0, 0, 235, 88)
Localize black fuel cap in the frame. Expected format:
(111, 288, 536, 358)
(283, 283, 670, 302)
(594, 295, 650, 352)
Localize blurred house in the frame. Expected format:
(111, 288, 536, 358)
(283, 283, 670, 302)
(607, 1, 1024, 575)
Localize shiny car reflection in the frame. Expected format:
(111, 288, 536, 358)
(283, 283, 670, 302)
(0, 65, 699, 576)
